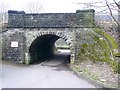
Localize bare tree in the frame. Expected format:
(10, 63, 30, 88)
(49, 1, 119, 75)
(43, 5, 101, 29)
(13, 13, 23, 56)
(26, 2, 42, 13)
(0, 2, 9, 29)
(75, 0, 119, 48)
(113, 0, 120, 9)
(104, 0, 120, 27)
(75, 1, 119, 26)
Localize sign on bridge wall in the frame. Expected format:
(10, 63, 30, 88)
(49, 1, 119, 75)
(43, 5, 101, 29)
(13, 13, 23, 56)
(11, 41, 18, 47)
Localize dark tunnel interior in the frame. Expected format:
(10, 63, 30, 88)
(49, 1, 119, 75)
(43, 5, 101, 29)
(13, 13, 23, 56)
(29, 34, 70, 64)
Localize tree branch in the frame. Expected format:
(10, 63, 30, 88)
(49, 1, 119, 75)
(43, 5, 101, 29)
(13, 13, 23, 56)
(113, 0, 120, 9)
(26, 2, 42, 13)
(105, 0, 120, 27)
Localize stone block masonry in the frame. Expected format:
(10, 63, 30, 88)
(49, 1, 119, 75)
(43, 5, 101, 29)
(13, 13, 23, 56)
(2, 9, 96, 64)
(8, 9, 95, 28)
(2, 30, 25, 63)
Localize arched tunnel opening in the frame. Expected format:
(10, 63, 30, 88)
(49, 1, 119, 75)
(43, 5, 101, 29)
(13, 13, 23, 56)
(29, 34, 71, 65)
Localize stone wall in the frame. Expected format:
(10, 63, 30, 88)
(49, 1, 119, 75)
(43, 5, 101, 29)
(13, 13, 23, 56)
(8, 9, 95, 28)
(2, 29, 25, 63)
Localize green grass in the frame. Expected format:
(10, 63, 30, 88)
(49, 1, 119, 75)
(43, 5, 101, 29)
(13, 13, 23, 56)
(113, 52, 120, 57)
(56, 45, 70, 49)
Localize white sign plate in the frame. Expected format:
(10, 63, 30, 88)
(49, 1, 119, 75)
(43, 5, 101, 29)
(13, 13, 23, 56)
(11, 41, 18, 47)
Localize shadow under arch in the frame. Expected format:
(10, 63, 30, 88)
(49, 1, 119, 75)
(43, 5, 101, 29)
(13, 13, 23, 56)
(29, 33, 71, 64)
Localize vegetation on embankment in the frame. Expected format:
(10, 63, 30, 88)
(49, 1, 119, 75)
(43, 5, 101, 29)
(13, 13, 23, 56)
(71, 27, 119, 88)
(93, 28, 119, 57)
(94, 28, 118, 49)
(77, 34, 119, 73)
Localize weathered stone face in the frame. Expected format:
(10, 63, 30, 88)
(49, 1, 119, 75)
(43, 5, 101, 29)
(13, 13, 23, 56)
(2, 28, 96, 64)
(2, 30, 25, 63)
(8, 9, 95, 28)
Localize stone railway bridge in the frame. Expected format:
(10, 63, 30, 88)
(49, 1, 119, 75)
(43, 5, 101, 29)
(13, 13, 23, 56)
(2, 9, 96, 64)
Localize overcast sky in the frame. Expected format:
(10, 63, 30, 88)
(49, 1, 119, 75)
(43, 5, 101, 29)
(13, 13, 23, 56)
(1, 0, 119, 14)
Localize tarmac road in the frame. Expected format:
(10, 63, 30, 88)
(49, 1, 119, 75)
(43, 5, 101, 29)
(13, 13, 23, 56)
(2, 50, 96, 88)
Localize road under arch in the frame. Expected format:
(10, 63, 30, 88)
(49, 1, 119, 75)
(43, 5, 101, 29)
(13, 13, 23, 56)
(29, 34, 70, 64)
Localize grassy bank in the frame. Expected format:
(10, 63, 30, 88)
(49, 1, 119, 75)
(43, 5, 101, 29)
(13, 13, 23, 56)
(72, 28, 119, 88)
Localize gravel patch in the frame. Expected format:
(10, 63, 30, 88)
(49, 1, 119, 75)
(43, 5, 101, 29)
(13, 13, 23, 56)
(71, 60, 119, 88)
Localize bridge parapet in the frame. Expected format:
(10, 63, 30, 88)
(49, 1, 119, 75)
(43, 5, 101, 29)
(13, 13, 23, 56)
(8, 9, 95, 28)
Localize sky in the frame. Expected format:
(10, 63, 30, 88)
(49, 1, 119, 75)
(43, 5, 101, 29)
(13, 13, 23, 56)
(0, 0, 119, 14)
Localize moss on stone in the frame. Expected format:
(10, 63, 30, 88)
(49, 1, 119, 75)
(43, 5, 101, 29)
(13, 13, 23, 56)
(78, 34, 119, 73)
(93, 28, 118, 50)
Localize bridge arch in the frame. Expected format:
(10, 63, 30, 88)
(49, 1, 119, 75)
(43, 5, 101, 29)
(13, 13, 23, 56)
(26, 31, 73, 64)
